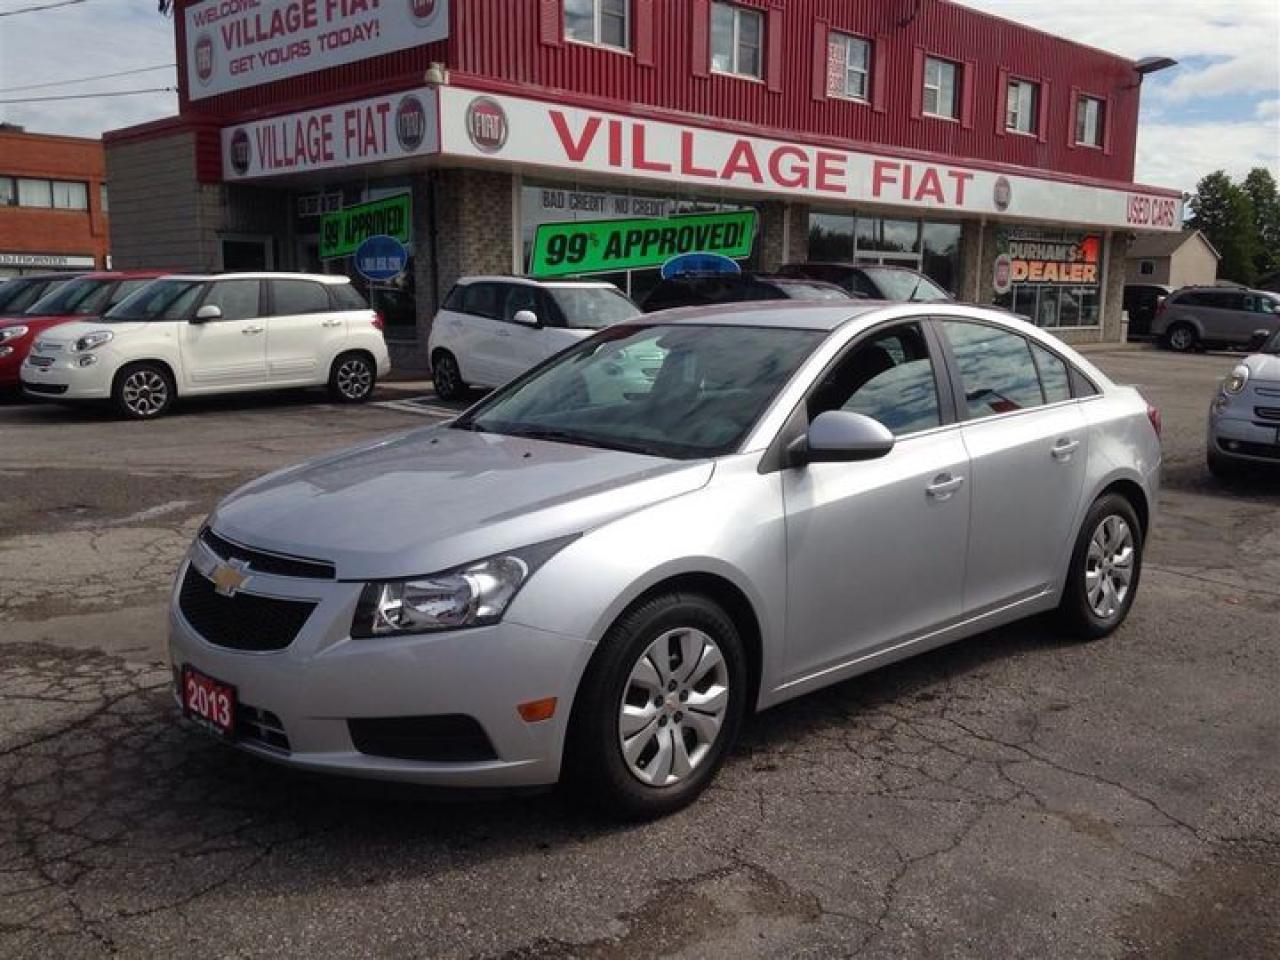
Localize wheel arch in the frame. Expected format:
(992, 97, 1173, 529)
(1096, 476, 1151, 540)
(112, 357, 179, 396)
(330, 347, 377, 377)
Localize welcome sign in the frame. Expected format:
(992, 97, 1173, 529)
(186, 0, 449, 100)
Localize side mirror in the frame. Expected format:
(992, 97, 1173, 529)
(512, 309, 541, 327)
(192, 304, 222, 324)
(787, 410, 896, 466)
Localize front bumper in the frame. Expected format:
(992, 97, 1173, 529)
(1209, 413, 1280, 464)
(167, 555, 594, 788)
(20, 349, 114, 399)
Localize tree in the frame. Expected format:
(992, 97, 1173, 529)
(1188, 171, 1260, 286)
(1242, 167, 1280, 278)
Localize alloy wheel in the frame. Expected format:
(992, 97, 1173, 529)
(434, 356, 458, 397)
(1085, 515, 1134, 619)
(618, 627, 730, 788)
(336, 358, 373, 399)
(121, 369, 169, 417)
(1169, 326, 1194, 351)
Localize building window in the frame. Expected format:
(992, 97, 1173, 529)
(17, 178, 52, 208)
(711, 2, 763, 79)
(1139, 260, 1154, 276)
(806, 211, 964, 296)
(564, 0, 628, 50)
(1075, 95, 1105, 147)
(0, 177, 15, 207)
(923, 56, 959, 120)
(51, 181, 89, 211)
(1006, 79, 1039, 135)
(831, 33, 871, 101)
(100, 184, 109, 213)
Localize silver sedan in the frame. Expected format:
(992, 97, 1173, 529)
(169, 302, 1161, 819)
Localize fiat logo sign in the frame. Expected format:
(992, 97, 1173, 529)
(229, 129, 251, 176)
(993, 176, 1013, 212)
(194, 33, 215, 86)
(409, 0, 439, 25)
(993, 253, 1013, 294)
(396, 95, 427, 151)
(466, 97, 508, 154)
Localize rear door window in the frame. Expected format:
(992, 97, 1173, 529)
(271, 279, 331, 315)
(941, 320, 1045, 419)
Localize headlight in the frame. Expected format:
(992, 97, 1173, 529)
(73, 331, 114, 353)
(351, 536, 578, 638)
(0, 325, 29, 342)
(1223, 365, 1250, 394)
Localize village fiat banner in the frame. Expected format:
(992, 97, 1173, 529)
(186, 0, 449, 101)
(993, 235, 1102, 294)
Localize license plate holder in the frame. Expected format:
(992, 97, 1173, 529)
(181, 665, 237, 740)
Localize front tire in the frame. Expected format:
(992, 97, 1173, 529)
(113, 362, 174, 420)
(431, 350, 466, 402)
(328, 352, 376, 403)
(564, 592, 747, 820)
(1207, 448, 1246, 482)
(1056, 494, 1144, 640)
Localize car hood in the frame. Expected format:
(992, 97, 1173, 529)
(32, 319, 143, 345)
(209, 424, 714, 580)
(1, 314, 88, 335)
(1245, 352, 1280, 383)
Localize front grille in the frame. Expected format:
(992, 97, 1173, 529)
(27, 356, 54, 368)
(1217, 439, 1280, 461)
(348, 715, 498, 762)
(201, 527, 335, 580)
(237, 704, 291, 752)
(1256, 386, 1280, 399)
(1253, 406, 1280, 422)
(24, 382, 67, 395)
(178, 567, 317, 652)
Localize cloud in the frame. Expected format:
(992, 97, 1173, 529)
(1258, 99, 1280, 121)
(1136, 120, 1280, 192)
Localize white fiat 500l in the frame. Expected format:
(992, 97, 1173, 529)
(426, 276, 640, 400)
(21, 273, 390, 418)
(171, 302, 1161, 819)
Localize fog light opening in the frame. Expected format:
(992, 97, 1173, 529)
(517, 697, 558, 723)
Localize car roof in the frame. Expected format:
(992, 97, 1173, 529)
(162, 272, 351, 283)
(2, 272, 85, 282)
(643, 300, 882, 330)
(73, 270, 169, 281)
(456, 275, 619, 289)
(785, 262, 926, 274)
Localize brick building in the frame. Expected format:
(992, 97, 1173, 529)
(105, 0, 1182, 356)
(0, 126, 110, 278)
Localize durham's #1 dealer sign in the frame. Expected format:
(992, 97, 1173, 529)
(186, 0, 449, 101)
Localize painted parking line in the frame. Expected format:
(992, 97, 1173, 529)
(373, 397, 461, 417)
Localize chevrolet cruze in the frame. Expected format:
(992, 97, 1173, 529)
(171, 302, 1161, 818)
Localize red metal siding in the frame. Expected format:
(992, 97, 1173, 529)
(172, 0, 1144, 184)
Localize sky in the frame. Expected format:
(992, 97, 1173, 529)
(0, 0, 1276, 193)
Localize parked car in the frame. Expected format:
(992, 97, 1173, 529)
(0, 271, 167, 389)
(427, 276, 640, 401)
(21, 272, 389, 418)
(1122, 283, 1173, 339)
(1151, 285, 1280, 352)
(777, 262, 953, 302)
(1207, 329, 1280, 478)
(170, 301, 1159, 819)
(640, 273, 850, 313)
(0, 272, 82, 316)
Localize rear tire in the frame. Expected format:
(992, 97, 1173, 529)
(1056, 493, 1144, 641)
(563, 592, 746, 821)
(1164, 323, 1197, 352)
(431, 351, 466, 402)
(328, 352, 376, 403)
(112, 362, 174, 420)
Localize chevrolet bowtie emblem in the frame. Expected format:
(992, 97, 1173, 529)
(211, 558, 251, 597)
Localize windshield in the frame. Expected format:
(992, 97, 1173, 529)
(25, 278, 114, 317)
(104, 279, 204, 322)
(776, 282, 850, 301)
(548, 286, 640, 329)
(862, 268, 951, 302)
(0, 278, 63, 314)
(1263, 331, 1280, 355)
(458, 323, 825, 459)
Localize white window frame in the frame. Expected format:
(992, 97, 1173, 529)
(1075, 95, 1105, 148)
(563, 0, 630, 52)
(923, 56, 959, 120)
(832, 33, 871, 102)
(51, 180, 89, 211)
(1005, 78, 1038, 135)
(711, 2, 764, 80)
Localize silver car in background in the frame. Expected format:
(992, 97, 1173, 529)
(170, 302, 1161, 819)
(1207, 329, 1280, 478)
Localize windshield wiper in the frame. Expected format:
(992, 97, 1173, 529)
(499, 426, 670, 457)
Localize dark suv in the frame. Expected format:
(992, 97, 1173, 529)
(640, 274, 849, 313)
(777, 263, 952, 302)
(1151, 285, 1280, 352)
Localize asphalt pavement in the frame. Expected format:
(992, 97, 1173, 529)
(0, 351, 1277, 959)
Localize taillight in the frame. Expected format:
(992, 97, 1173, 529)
(1146, 403, 1162, 439)
(1155, 297, 1168, 316)
(371, 312, 384, 331)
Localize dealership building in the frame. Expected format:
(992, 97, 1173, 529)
(105, 0, 1183, 354)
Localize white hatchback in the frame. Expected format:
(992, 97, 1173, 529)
(426, 276, 640, 400)
(21, 273, 391, 418)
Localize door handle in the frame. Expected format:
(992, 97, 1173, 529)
(241, 325, 264, 335)
(926, 474, 965, 500)
(321, 319, 342, 328)
(1051, 438, 1080, 461)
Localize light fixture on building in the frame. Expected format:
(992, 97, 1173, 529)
(1127, 57, 1178, 88)
(424, 63, 449, 87)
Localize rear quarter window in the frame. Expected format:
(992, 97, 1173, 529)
(271, 280, 331, 315)
(329, 283, 368, 311)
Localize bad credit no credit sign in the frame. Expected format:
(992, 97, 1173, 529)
(530, 210, 756, 278)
